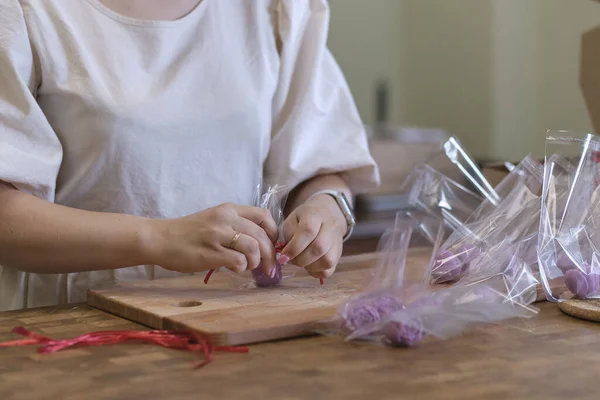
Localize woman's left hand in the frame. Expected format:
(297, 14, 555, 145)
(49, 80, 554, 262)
(279, 194, 347, 279)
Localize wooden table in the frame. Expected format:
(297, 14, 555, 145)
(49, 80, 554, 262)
(1, 300, 599, 400)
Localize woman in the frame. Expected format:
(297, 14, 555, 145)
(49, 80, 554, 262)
(0, 0, 379, 310)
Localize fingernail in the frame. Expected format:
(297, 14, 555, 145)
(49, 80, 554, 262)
(278, 255, 290, 265)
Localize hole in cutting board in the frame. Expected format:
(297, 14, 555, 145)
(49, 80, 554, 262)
(174, 300, 203, 308)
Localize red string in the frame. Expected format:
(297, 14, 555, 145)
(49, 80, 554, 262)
(203, 269, 215, 285)
(274, 241, 286, 253)
(203, 242, 324, 285)
(204, 242, 288, 285)
(0, 327, 248, 369)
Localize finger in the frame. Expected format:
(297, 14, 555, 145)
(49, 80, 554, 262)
(208, 247, 248, 273)
(282, 214, 299, 244)
(281, 215, 322, 263)
(231, 218, 276, 273)
(233, 205, 279, 243)
(305, 243, 342, 279)
(228, 233, 261, 271)
(291, 228, 334, 269)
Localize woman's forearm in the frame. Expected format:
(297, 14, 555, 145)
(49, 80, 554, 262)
(0, 183, 155, 273)
(286, 174, 352, 211)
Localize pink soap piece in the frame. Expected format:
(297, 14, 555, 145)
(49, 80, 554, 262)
(432, 250, 464, 283)
(382, 321, 424, 347)
(564, 269, 600, 299)
(251, 261, 283, 287)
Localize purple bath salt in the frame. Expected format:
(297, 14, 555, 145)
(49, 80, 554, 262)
(344, 303, 381, 331)
(565, 269, 600, 299)
(373, 293, 404, 316)
(456, 243, 479, 265)
(251, 261, 283, 287)
(432, 250, 464, 283)
(382, 320, 424, 346)
(556, 250, 576, 272)
(344, 293, 404, 332)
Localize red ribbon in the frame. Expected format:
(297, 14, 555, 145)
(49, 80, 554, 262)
(0, 327, 248, 369)
(204, 241, 324, 285)
(203, 268, 215, 284)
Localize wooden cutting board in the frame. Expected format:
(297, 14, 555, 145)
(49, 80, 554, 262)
(87, 250, 427, 346)
(88, 249, 567, 346)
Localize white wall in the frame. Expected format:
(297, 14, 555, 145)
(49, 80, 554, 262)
(400, 0, 493, 159)
(327, 0, 600, 161)
(328, 0, 406, 126)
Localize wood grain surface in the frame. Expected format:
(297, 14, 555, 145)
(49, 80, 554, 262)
(88, 268, 366, 346)
(88, 249, 567, 346)
(86, 252, 409, 346)
(2, 302, 600, 400)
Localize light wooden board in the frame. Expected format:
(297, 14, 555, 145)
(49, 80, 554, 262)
(88, 249, 567, 346)
(86, 251, 428, 346)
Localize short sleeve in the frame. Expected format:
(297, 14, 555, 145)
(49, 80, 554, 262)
(0, 1, 62, 201)
(264, 0, 380, 195)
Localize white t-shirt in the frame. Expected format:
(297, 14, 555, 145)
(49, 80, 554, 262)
(0, 0, 379, 310)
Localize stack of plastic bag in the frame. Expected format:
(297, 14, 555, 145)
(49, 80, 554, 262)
(426, 136, 501, 206)
(538, 131, 600, 301)
(429, 155, 544, 283)
(402, 136, 500, 245)
(320, 213, 538, 347)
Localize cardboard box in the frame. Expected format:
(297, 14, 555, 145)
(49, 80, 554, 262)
(481, 162, 514, 188)
(351, 136, 474, 244)
(365, 139, 468, 196)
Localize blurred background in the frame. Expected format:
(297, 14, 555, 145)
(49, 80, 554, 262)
(331, 0, 600, 254)
(327, 0, 600, 162)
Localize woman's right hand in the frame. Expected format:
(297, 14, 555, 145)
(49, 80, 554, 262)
(147, 203, 279, 275)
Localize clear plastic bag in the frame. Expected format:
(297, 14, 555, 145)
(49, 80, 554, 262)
(429, 155, 544, 283)
(320, 212, 538, 347)
(204, 183, 299, 288)
(425, 136, 500, 206)
(538, 132, 600, 301)
(248, 184, 289, 287)
(399, 137, 505, 246)
(404, 164, 484, 242)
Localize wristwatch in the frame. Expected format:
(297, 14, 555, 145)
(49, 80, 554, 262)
(307, 190, 356, 242)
